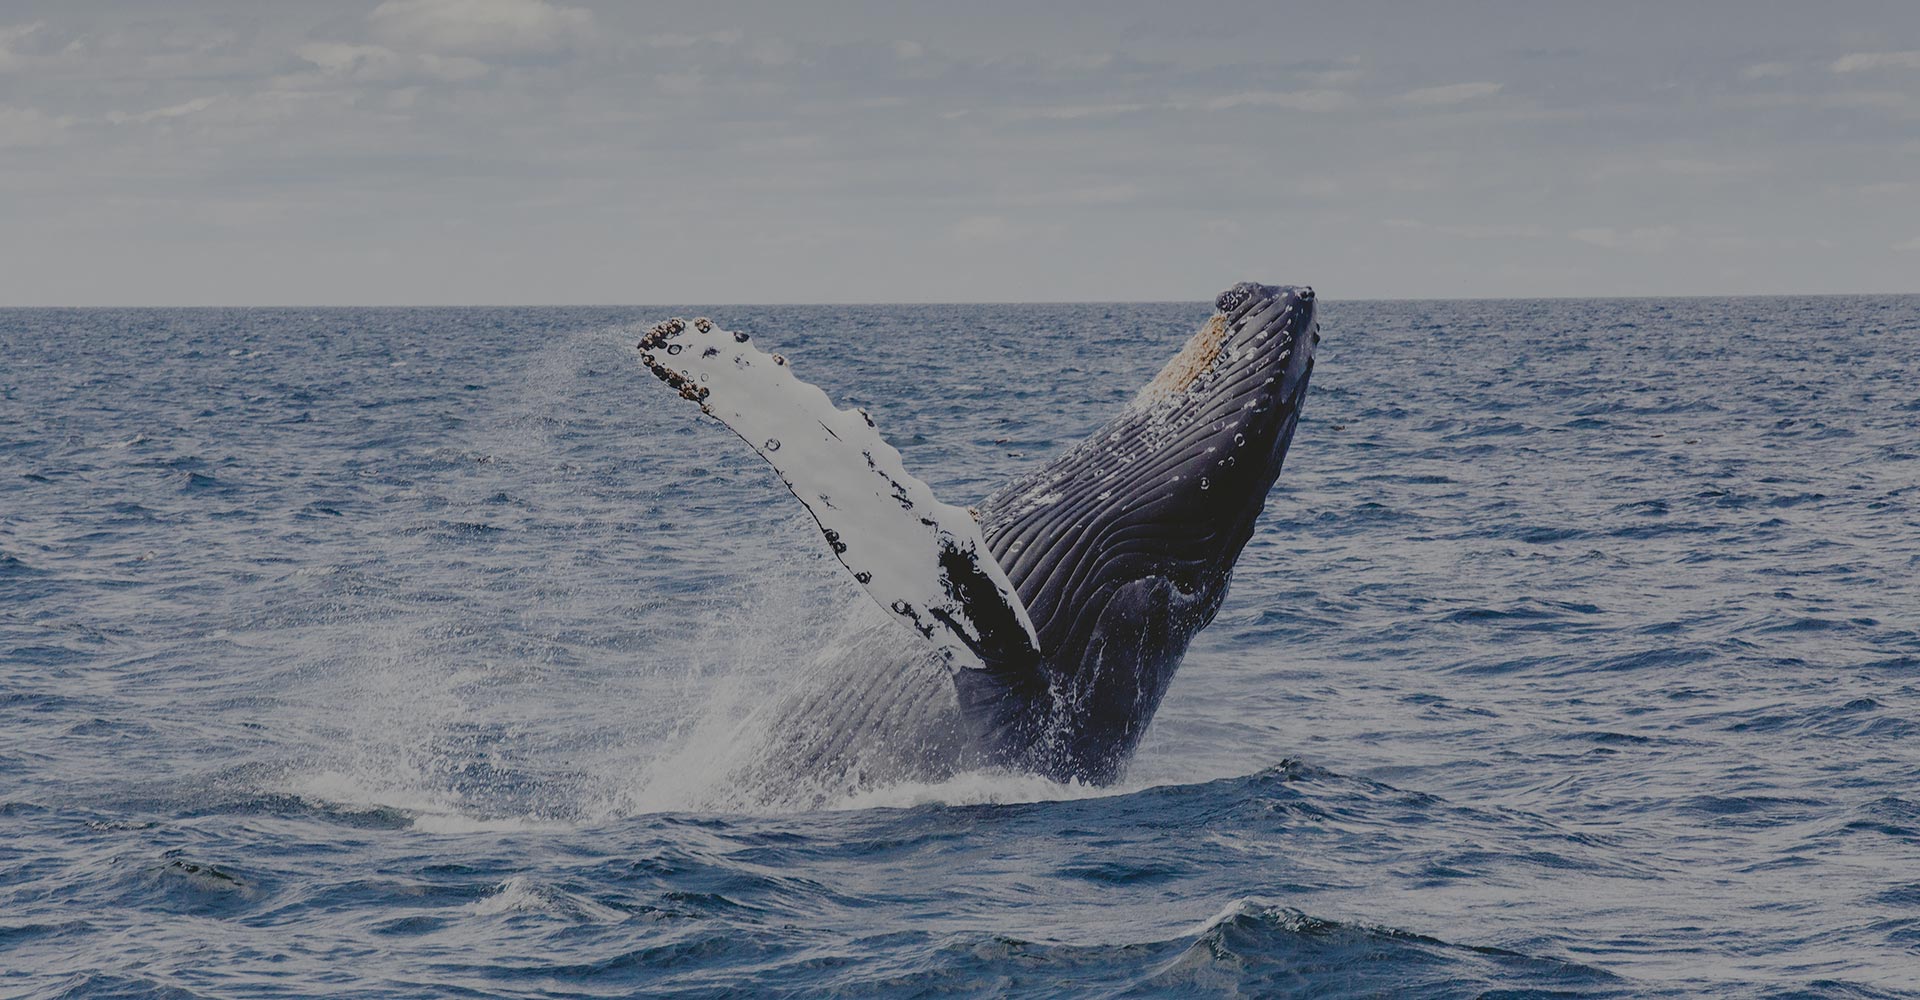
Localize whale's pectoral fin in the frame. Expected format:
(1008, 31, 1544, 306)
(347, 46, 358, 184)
(638, 318, 1042, 670)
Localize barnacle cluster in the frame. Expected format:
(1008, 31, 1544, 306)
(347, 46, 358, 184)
(637, 317, 712, 410)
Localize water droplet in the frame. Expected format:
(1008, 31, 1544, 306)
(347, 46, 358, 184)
(764, 438, 781, 451)
(1233, 432, 1246, 447)
(666, 343, 683, 355)
(1199, 477, 1211, 490)
(855, 571, 872, 584)
(734, 331, 750, 343)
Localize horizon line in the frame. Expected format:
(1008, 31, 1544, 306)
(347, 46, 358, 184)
(3, 290, 1917, 310)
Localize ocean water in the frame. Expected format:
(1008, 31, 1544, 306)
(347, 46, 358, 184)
(2, 296, 1917, 998)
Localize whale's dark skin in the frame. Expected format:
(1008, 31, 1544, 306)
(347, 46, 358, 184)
(966, 283, 1319, 782)
(735, 283, 1320, 792)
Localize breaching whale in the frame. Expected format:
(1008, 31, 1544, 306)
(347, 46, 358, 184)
(638, 282, 1318, 790)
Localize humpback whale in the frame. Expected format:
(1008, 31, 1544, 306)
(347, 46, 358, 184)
(638, 282, 1318, 790)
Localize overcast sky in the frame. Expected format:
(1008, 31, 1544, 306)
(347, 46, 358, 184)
(3, 0, 1918, 305)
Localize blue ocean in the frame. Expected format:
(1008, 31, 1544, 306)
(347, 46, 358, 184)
(3, 296, 1917, 998)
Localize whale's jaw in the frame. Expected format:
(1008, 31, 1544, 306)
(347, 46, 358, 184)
(966, 284, 1320, 783)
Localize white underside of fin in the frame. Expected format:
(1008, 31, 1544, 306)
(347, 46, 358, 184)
(638, 318, 1040, 669)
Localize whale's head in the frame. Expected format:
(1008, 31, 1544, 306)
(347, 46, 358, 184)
(968, 282, 1319, 781)
(1126, 282, 1319, 510)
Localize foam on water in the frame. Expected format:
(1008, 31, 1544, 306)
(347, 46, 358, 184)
(283, 769, 578, 834)
(468, 875, 628, 921)
(826, 769, 1130, 812)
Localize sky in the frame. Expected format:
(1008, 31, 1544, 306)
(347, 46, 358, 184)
(2, 0, 1918, 305)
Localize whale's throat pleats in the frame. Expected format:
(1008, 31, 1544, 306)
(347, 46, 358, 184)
(969, 286, 1317, 777)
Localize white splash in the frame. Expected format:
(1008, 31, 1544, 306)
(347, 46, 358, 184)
(468, 876, 627, 922)
(284, 769, 577, 835)
(825, 769, 1137, 811)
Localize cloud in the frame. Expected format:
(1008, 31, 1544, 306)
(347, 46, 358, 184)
(653, 71, 704, 96)
(1716, 89, 1912, 113)
(1001, 183, 1141, 207)
(1895, 236, 1920, 252)
(1059, 183, 1139, 205)
(642, 30, 741, 49)
(296, 41, 394, 75)
(1831, 51, 1920, 73)
(0, 104, 68, 146)
(1395, 81, 1502, 106)
(1740, 62, 1794, 80)
(1303, 64, 1364, 87)
(368, 0, 593, 56)
(747, 37, 796, 67)
(1570, 225, 1681, 253)
(0, 21, 42, 71)
(1590, 156, 1762, 181)
(106, 95, 218, 125)
(1006, 89, 1350, 120)
(1386, 218, 1550, 239)
(946, 213, 1062, 244)
(1005, 102, 1158, 121)
(1195, 89, 1352, 112)
(296, 41, 488, 82)
(950, 215, 1019, 242)
(9, 3, 1920, 304)
(1646, 158, 1756, 176)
